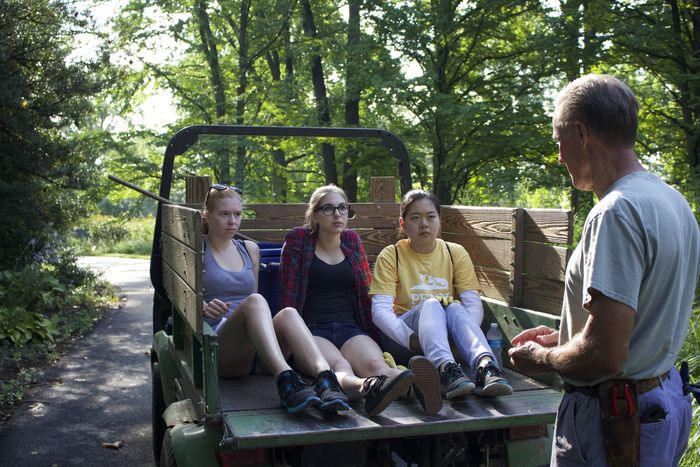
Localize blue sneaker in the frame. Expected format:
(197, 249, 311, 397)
(277, 370, 321, 413)
(314, 370, 350, 412)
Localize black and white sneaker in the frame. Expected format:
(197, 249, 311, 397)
(474, 361, 513, 397)
(362, 369, 415, 416)
(439, 361, 475, 399)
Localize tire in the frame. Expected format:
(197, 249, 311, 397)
(160, 428, 177, 467)
(152, 362, 167, 466)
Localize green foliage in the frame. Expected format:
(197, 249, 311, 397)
(0, 251, 115, 413)
(0, 0, 113, 269)
(679, 298, 700, 466)
(68, 215, 154, 257)
(0, 307, 59, 346)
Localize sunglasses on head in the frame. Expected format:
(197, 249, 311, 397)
(205, 184, 243, 205)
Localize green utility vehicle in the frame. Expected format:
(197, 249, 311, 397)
(149, 126, 569, 466)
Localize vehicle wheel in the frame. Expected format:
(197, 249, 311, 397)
(160, 428, 177, 467)
(152, 361, 167, 466)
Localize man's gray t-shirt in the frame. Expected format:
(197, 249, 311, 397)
(560, 171, 699, 386)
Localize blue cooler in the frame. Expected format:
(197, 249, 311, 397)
(258, 242, 282, 315)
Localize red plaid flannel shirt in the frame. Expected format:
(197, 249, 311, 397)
(279, 227, 378, 340)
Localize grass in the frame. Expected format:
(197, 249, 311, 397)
(679, 301, 700, 466)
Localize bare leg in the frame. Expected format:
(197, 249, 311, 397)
(340, 335, 403, 379)
(272, 307, 331, 377)
(314, 337, 365, 400)
(216, 293, 290, 378)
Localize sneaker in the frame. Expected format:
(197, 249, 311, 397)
(474, 361, 513, 397)
(314, 370, 350, 412)
(408, 356, 442, 415)
(277, 370, 321, 414)
(362, 369, 415, 416)
(440, 361, 475, 399)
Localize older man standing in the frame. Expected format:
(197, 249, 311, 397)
(509, 74, 699, 466)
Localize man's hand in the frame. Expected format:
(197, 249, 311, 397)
(511, 325, 559, 348)
(203, 298, 229, 320)
(508, 340, 553, 376)
(508, 326, 559, 376)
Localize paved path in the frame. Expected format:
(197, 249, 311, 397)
(0, 257, 155, 467)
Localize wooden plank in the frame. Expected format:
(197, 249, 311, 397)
(523, 209, 573, 245)
(510, 208, 524, 307)
(240, 203, 399, 230)
(475, 267, 512, 302)
(523, 243, 570, 282)
(521, 276, 565, 316)
(186, 176, 211, 205)
(371, 176, 397, 202)
(161, 204, 202, 251)
(223, 378, 561, 449)
(163, 261, 202, 335)
(161, 232, 201, 292)
(441, 206, 515, 240)
(442, 233, 512, 272)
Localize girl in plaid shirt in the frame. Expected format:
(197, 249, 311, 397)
(280, 185, 442, 416)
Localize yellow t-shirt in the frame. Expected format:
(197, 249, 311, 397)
(369, 239, 479, 315)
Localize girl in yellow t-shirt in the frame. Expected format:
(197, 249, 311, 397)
(370, 190, 512, 399)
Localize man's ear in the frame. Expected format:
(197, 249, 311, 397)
(399, 217, 405, 230)
(574, 121, 589, 146)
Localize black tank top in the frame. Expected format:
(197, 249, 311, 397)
(303, 255, 356, 325)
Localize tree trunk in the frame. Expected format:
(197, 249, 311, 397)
(195, 0, 229, 183)
(234, 0, 251, 187)
(301, 0, 338, 185)
(342, 0, 361, 201)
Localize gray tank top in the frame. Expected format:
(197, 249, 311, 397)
(202, 237, 255, 328)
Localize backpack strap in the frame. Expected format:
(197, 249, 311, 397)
(394, 243, 399, 270)
(445, 241, 453, 267)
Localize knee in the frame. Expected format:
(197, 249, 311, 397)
(444, 302, 464, 315)
(274, 307, 302, 324)
(242, 293, 271, 314)
(420, 298, 444, 322)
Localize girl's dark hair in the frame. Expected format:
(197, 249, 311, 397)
(400, 189, 441, 219)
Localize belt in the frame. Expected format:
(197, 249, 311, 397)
(563, 371, 670, 398)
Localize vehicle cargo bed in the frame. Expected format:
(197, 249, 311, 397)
(219, 369, 561, 449)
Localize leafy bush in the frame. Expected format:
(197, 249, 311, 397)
(0, 249, 116, 415)
(68, 214, 154, 257)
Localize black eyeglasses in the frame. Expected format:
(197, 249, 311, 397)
(205, 184, 243, 205)
(315, 203, 350, 216)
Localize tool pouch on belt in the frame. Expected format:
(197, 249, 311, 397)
(598, 380, 640, 467)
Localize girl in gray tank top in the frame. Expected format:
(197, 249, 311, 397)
(203, 237, 255, 330)
(201, 184, 349, 414)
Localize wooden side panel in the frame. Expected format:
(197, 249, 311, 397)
(475, 267, 511, 303)
(523, 209, 573, 244)
(523, 243, 570, 282)
(442, 233, 511, 271)
(161, 205, 203, 335)
(240, 203, 399, 230)
(521, 276, 565, 316)
(163, 261, 203, 335)
(161, 204, 203, 252)
(441, 206, 515, 240)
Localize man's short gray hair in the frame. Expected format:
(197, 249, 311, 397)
(553, 74, 639, 148)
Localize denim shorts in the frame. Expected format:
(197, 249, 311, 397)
(308, 322, 367, 349)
